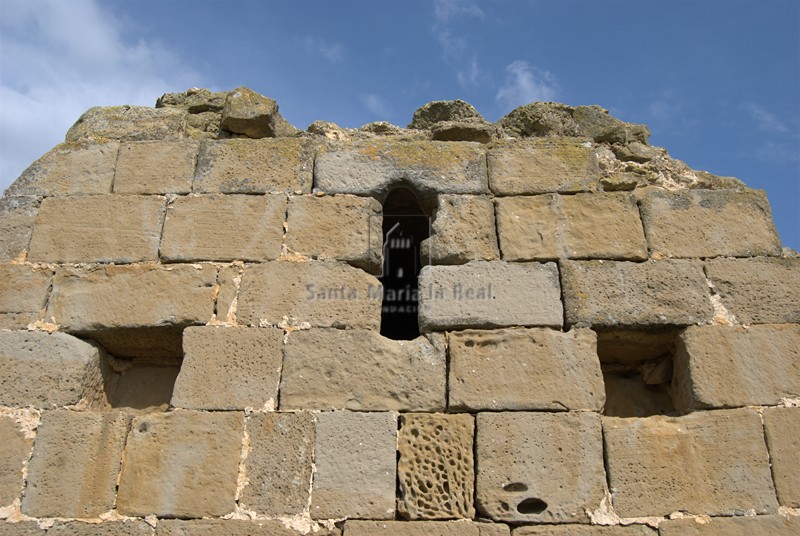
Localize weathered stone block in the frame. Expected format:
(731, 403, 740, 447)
(673, 324, 800, 411)
(237, 261, 381, 329)
(214, 263, 241, 323)
(561, 260, 713, 327)
(220, 86, 297, 138)
(658, 515, 800, 536)
(476, 412, 606, 523)
(160, 194, 286, 262)
(344, 520, 491, 536)
(281, 329, 445, 411)
(193, 138, 314, 193)
(0, 415, 32, 506)
(398, 413, 474, 519)
(705, 257, 800, 324)
(48, 521, 154, 536)
(311, 411, 396, 519)
(0, 522, 46, 535)
(602, 408, 778, 517)
(66, 105, 186, 142)
(114, 140, 199, 194)
(488, 139, 599, 195)
(22, 410, 128, 518)
(171, 326, 283, 410)
(763, 408, 800, 507)
(0, 196, 39, 261)
(117, 410, 244, 518)
(514, 526, 656, 535)
(496, 193, 647, 261)
(420, 195, 499, 264)
(156, 519, 337, 536)
(0, 263, 51, 329)
(418, 261, 562, 331)
(449, 328, 604, 411)
(28, 195, 166, 263)
(241, 412, 314, 516)
(639, 188, 782, 258)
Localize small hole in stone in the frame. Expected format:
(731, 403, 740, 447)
(503, 482, 528, 492)
(500, 501, 509, 512)
(517, 498, 547, 514)
(138, 422, 149, 433)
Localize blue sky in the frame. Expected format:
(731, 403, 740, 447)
(1, 0, 798, 249)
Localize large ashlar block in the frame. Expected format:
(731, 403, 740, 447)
(48, 521, 154, 536)
(0, 196, 39, 261)
(193, 138, 314, 193)
(418, 261, 563, 331)
(420, 195, 500, 264)
(449, 328, 604, 411)
(0, 522, 45, 536)
(658, 515, 800, 536)
(171, 326, 284, 410)
(314, 140, 488, 197)
(281, 329, 445, 411)
(476, 412, 606, 523)
(488, 139, 600, 195)
(0, 263, 51, 329)
(639, 188, 782, 258)
(240, 412, 315, 516)
(160, 194, 287, 262)
(117, 411, 244, 518)
(22, 410, 128, 518)
(0, 415, 33, 506)
(114, 140, 199, 194)
(762, 408, 800, 507)
(496, 193, 647, 261)
(514, 526, 656, 535)
(673, 324, 800, 411)
(705, 257, 800, 324)
(602, 408, 778, 517)
(156, 519, 340, 536)
(561, 259, 713, 327)
(66, 105, 187, 142)
(27, 195, 166, 263)
(237, 261, 381, 329)
(398, 413, 475, 519)
(344, 520, 507, 536)
(311, 411, 397, 519)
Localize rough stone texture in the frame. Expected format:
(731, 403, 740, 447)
(241, 412, 315, 516)
(48, 521, 154, 536)
(282, 329, 444, 411)
(0, 522, 46, 535)
(420, 195, 499, 264)
(345, 520, 492, 536)
(603, 408, 778, 517)
(171, 326, 284, 410)
(514, 526, 656, 535)
(237, 261, 381, 329)
(28, 195, 165, 263)
(65, 105, 186, 142)
(160, 194, 286, 262)
(488, 139, 600, 195)
(449, 328, 604, 411)
(561, 260, 714, 327)
(0, 196, 39, 261)
(762, 408, 800, 507)
(398, 413, 475, 519)
(157, 88, 227, 112)
(22, 410, 128, 518)
(658, 516, 800, 536)
(0, 263, 51, 329)
(193, 138, 314, 193)
(220, 86, 297, 138)
(111, 364, 179, 410)
(286, 194, 382, 271)
(672, 324, 800, 411)
(418, 261, 563, 331)
(432, 121, 495, 143)
(311, 411, 397, 519)
(117, 411, 244, 518)
(476, 412, 606, 523)
(0, 415, 32, 506)
(114, 140, 199, 194)
(156, 519, 338, 536)
(496, 193, 647, 261)
(408, 100, 485, 129)
(572, 105, 650, 144)
(705, 257, 800, 324)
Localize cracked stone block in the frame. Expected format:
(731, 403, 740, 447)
(602, 408, 778, 517)
(0, 263, 51, 330)
(762, 408, 800, 507)
(0, 196, 39, 262)
(514, 526, 656, 535)
(476, 412, 606, 523)
(658, 515, 800, 536)
(156, 519, 340, 535)
(47, 521, 154, 536)
(420, 195, 499, 264)
(398, 413, 475, 519)
(114, 140, 199, 194)
(0, 415, 33, 506)
(449, 328, 604, 411)
(344, 520, 500, 536)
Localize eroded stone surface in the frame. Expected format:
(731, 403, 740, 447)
(114, 140, 199, 194)
(658, 515, 800, 536)
(48, 521, 154, 536)
(513, 526, 656, 535)
(0, 263, 51, 329)
(0, 196, 39, 261)
(66, 106, 186, 142)
(420, 195, 499, 264)
(220, 86, 297, 138)
(0, 522, 46, 535)
(156, 519, 335, 536)
(0, 415, 32, 506)
(763, 408, 800, 507)
(344, 520, 488, 536)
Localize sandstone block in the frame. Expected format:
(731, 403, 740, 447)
(344, 520, 490, 536)
(281, 329, 445, 411)
(156, 519, 337, 536)
(409, 100, 485, 129)
(658, 515, 799, 536)
(47, 521, 154, 536)
(602, 408, 778, 517)
(420, 195, 499, 264)
(398, 413, 474, 519)
(0, 522, 46, 535)
(171, 326, 283, 410)
(673, 324, 800, 411)
(311, 411, 396, 519)
(66, 105, 186, 142)
(157, 88, 227, 112)
(22, 410, 128, 518)
(476, 412, 606, 523)
(237, 261, 381, 329)
(418, 261, 562, 331)
(193, 138, 314, 193)
(241, 412, 314, 516)
(639, 188, 782, 258)
(449, 328, 604, 411)
(488, 139, 599, 195)
(763, 408, 800, 507)
(513, 526, 655, 535)
(220, 86, 297, 138)
(117, 410, 244, 518)
(561, 260, 713, 327)
(705, 257, 800, 324)
(114, 140, 199, 194)
(0, 196, 39, 261)
(160, 194, 286, 262)
(432, 121, 496, 143)
(0, 263, 51, 329)
(0, 415, 33, 506)
(28, 195, 166, 263)
(496, 193, 647, 261)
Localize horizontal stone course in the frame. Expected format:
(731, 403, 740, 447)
(114, 140, 199, 194)
(658, 515, 800, 535)
(762, 408, 800, 507)
(156, 519, 339, 535)
(344, 520, 505, 535)
(0, 263, 51, 329)
(47, 521, 154, 536)
(513, 526, 655, 535)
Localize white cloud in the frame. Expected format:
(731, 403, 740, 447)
(742, 102, 789, 134)
(457, 56, 480, 88)
(304, 36, 345, 65)
(646, 89, 685, 122)
(431, 0, 484, 88)
(360, 93, 390, 118)
(495, 60, 558, 110)
(434, 0, 484, 24)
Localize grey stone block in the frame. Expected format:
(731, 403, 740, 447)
(66, 106, 186, 142)
(48, 521, 154, 536)
(763, 408, 800, 507)
(420, 195, 499, 264)
(513, 526, 655, 535)
(658, 515, 799, 536)
(156, 519, 330, 536)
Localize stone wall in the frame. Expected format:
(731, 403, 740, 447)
(0, 88, 798, 535)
